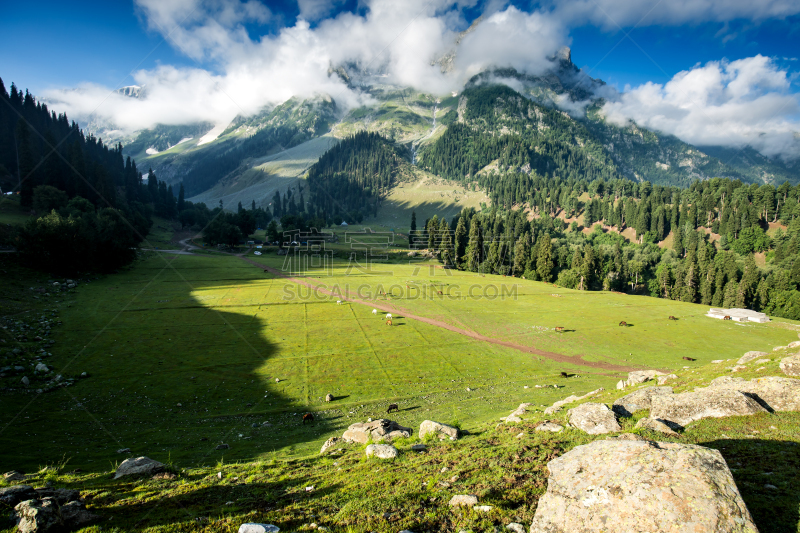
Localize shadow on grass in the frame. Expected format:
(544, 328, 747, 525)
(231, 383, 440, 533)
(63, 470, 345, 530)
(0, 253, 341, 472)
(702, 438, 800, 533)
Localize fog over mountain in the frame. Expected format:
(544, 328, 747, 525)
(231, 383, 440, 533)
(39, 0, 800, 161)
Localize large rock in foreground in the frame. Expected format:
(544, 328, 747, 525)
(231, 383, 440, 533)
(612, 386, 672, 417)
(15, 498, 98, 533)
(530, 440, 758, 533)
(114, 456, 165, 479)
(650, 388, 766, 429)
(342, 419, 411, 444)
(780, 353, 800, 376)
(567, 403, 620, 435)
(706, 376, 800, 412)
(419, 420, 459, 440)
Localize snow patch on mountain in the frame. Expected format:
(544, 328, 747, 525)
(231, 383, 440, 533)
(198, 123, 229, 146)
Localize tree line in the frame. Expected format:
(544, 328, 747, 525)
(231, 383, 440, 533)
(0, 78, 154, 272)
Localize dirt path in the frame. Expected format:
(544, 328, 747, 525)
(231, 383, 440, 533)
(240, 256, 637, 373)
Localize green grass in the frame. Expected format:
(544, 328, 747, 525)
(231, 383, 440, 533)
(0, 195, 30, 226)
(2, 245, 797, 476)
(0, 351, 797, 532)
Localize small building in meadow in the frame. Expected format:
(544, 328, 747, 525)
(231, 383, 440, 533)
(706, 308, 770, 323)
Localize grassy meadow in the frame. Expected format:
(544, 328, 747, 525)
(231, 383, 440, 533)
(1, 239, 798, 476)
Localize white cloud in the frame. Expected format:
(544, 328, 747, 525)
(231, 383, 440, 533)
(42, 0, 569, 135)
(601, 55, 800, 160)
(38, 0, 800, 161)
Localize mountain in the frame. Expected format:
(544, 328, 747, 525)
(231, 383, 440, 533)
(115, 46, 798, 212)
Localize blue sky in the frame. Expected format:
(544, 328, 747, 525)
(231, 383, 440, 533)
(2, 0, 798, 158)
(3, 1, 798, 94)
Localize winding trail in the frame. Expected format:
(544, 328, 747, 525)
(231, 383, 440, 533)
(239, 255, 638, 373)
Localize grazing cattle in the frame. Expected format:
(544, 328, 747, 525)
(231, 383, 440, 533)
(302, 413, 314, 424)
(264, 269, 268, 273)
(437, 291, 443, 295)
(683, 356, 696, 361)
(387, 403, 399, 413)
(619, 321, 628, 327)
(336, 300, 342, 305)
(386, 319, 393, 326)
(560, 371, 569, 378)
(372, 309, 378, 315)
(385, 313, 392, 320)
(554, 326, 565, 332)
(668, 316, 678, 321)
(723, 315, 732, 320)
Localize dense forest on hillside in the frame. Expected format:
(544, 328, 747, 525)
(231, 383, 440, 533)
(414, 173, 800, 320)
(0, 78, 155, 272)
(306, 131, 403, 224)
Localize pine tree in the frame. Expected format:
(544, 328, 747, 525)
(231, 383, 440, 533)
(536, 233, 553, 282)
(466, 215, 483, 272)
(410, 211, 417, 249)
(673, 226, 684, 256)
(682, 262, 697, 302)
(580, 244, 595, 290)
(738, 254, 760, 308)
(722, 279, 738, 308)
(178, 183, 185, 211)
(454, 216, 467, 266)
(513, 234, 529, 277)
(440, 218, 454, 266)
(701, 265, 715, 305)
(427, 215, 439, 250)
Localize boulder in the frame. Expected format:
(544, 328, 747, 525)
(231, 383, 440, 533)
(706, 376, 800, 412)
(449, 494, 478, 507)
(612, 386, 673, 417)
(738, 351, 768, 364)
(503, 403, 532, 421)
(15, 498, 97, 533)
(544, 388, 604, 414)
(238, 525, 280, 533)
(656, 374, 678, 385)
(788, 341, 800, 348)
(33, 488, 80, 504)
(419, 420, 459, 441)
(34, 363, 48, 373)
(535, 421, 564, 433)
(325, 393, 334, 402)
(365, 444, 398, 459)
(650, 388, 766, 429)
(342, 419, 411, 444)
(780, 354, 800, 377)
(320, 437, 345, 455)
(623, 370, 667, 388)
(506, 523, 525, 533)
(21, 376, 30, 386)
(567, 403, 621, 435)
(0, 485, 35, 506)
(114, 456, 165, 479)
(529, 440, 757, 533)
(635, 417, 680, 437)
